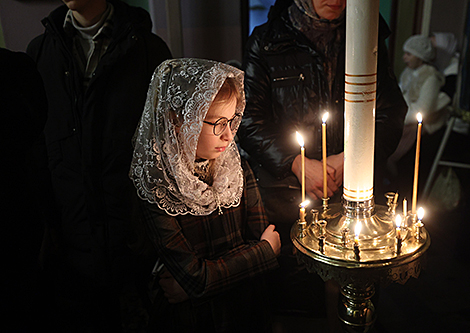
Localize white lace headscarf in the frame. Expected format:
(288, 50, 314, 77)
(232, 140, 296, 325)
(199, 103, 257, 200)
(130, 58, 245, 216)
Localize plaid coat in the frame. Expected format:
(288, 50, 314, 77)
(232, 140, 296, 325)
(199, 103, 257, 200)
(139, 159, 279, 331)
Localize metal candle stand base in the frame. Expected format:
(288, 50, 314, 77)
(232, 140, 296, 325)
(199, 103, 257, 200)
(291, 195, 430, 332)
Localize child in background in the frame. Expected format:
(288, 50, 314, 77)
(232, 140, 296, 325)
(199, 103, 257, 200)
(388, 35, 451, 177)
(129, 58, 280, 332)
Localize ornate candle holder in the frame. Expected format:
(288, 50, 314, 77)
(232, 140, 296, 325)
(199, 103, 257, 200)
(291, 193, 430, 332)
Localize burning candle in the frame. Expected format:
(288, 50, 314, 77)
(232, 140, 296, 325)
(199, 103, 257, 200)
(395, 214, 402, 239)
(322, 112, 329, 199)
(354, 221, 362, 246)
(296, 131, 305, 203)
(354, 221, 362, 260)
(412, 113, 423, 214)
(417, 207, 424, 223)
(299, 200, 309, 222)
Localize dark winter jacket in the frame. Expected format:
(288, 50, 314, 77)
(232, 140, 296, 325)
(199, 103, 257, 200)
(27, 0, 171, 284)
(239, 0, 407, 186)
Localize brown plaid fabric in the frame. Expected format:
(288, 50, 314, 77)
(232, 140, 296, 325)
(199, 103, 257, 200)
(139, 159, 279, 330)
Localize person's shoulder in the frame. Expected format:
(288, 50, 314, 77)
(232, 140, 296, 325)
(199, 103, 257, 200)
(414, 64, 445, 86)
(241, 157, 251, 172)
(27, 35, 44, 58)
(421, 64, 442, 77)
(378, 15, 392, 40)
(0, 48, 30, 64)
(249, 0, 292, 39)
(1, 48, 37, 75)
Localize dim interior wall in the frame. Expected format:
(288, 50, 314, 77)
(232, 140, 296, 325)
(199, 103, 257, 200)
(0, 16, 5, 48)
(149, 0, 169, 46)
(394, 0, 418, 77)
(180, 0, 242, 63)
(429, 0, 467, 50)
(149, 0, 243, 63)
(124, 0, 149, 11)
(0, 0, 58, 52)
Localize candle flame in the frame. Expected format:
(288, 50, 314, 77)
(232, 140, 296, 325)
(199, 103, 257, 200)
(322, 112, 329, 123)
(300, 200, 310, 208)
(296, 131, 304, 147)
(395, 214, 402, 228)
(417, 207, 425, 220)
(354, 221, 362, 237)
(417, 112, 423, 123)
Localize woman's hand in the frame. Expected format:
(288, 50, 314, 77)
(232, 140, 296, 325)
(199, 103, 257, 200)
(325, 152, 344, 188)
(260, 224, 281, 256)
(292, 155, 338, 200)
(159, 268, 189, 304)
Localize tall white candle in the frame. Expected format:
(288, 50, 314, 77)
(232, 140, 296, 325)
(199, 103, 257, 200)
(343, 0, 379, 202)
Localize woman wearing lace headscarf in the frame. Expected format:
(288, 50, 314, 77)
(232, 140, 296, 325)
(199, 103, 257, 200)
(238, 0, 406, 322)
(129, 58, 280, 332)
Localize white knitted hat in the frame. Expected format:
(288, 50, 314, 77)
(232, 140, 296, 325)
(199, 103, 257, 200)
(403, 35, 435, 62)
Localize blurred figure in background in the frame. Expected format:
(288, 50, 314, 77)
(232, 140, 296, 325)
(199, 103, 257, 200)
(1, 47, 56, 331)
(431, 32, 459, 99)
(26, 0, 171, 331)
(387, 35, 451, 199)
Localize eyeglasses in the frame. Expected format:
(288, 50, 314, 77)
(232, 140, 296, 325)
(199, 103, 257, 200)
(203, 113, 242, 136)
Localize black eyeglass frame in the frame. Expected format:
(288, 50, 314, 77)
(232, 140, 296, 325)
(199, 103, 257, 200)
(203, 113, 242, 136)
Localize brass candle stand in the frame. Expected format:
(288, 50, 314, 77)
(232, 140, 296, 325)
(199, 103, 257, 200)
(292, 193, 430, 332)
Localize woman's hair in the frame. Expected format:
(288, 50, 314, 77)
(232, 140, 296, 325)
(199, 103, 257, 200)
(200, 77, 242, 185)
(212, 77, 242, 109)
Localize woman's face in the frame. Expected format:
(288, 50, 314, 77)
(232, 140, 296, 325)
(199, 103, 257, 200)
(196, 97, 237, 161)
(403, 52, 423, 69)
(312, 0, 346, 20)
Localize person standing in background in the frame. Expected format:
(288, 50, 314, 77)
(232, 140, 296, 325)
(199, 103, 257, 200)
(1, 47, 57, 332)
(431, 32, 459, 99)
(387, 35, 451, 199)
(27, 0, 171, 331)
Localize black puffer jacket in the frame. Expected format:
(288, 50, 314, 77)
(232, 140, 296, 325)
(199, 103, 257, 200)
(27, 0, 171, 284)
(239, 0, 407, 185)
